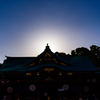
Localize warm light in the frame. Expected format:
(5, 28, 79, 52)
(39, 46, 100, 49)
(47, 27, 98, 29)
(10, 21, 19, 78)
(54, 58, 56, 61)
(48, 96, 50, 100)
(44, 68, 54, 72)
(37, 72, 39, 76)
(40, 58, 42, 61)
(44, 52, 52, 57)
(67, 72, 72, 75)
(29, 63, 35, 66)
(59, 72, 62, 76)
(61, 62, 66, 66)
(26, 73, 31, 75)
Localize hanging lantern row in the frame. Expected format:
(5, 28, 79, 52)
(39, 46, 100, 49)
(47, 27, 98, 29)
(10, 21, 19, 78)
(6, 84, 90, 94)
(87, 78, 97, 82)
(1, 79, 10, 84)
(61, 84, 90, 93)
(6, 84, 36, 93)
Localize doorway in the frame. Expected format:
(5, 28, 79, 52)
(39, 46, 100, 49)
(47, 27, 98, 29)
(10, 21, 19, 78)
(40, 86, 58, 100)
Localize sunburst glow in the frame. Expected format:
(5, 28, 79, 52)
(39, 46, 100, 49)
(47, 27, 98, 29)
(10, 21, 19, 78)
(29, 26, 70, 55)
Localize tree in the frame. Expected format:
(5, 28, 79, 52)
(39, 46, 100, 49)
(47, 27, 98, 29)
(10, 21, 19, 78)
(0, 63, 2, 68)
(71, 47, 90, 56)
(90, 45, 100, 68)
(71, 45, 100, 69)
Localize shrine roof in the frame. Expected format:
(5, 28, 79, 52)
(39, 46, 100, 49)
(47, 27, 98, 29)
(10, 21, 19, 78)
(0, 45, 98, 72)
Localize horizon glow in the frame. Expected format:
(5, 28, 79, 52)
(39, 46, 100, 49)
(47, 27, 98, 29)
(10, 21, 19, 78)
(0, 0, 100, 63)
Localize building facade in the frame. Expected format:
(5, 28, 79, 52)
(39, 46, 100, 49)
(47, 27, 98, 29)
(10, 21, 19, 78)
(0, 45, 99, 100)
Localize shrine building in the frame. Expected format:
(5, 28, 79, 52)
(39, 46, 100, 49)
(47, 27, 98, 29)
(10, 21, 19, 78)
(0, 44, 100, 100)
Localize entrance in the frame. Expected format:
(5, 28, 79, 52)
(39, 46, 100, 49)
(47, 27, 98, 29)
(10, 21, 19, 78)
(40, 86, 58, 100)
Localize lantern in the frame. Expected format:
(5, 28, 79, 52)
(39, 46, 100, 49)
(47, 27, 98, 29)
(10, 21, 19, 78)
(62, 84, 69, 91)
(29, 84, 36, 91)
(7, 87, 13, 93)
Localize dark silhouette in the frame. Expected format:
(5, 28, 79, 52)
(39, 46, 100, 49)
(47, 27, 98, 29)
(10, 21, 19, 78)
(71, 47, 90, 56)
(71, 45, 100, 69)
(0, 44, 100, 100)
(90, 45, 100, 69)
(0, 63, 2, 68)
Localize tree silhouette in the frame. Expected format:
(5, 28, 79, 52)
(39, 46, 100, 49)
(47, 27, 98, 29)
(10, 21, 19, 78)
(90, 45, 100, 69)
(71, 47, 90, 56)
(71, 45, 100, 69)
(0, 63, 2, 68)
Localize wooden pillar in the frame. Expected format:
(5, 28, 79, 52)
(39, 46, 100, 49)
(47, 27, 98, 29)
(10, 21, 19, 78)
(37, 91, 40, 100)
(59, 91, 62, 100)
(17, 93, 20, 100)
(79, 92, 82, 100)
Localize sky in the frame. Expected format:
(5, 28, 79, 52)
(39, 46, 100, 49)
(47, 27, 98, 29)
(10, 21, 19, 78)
(0, 0, 100, 63)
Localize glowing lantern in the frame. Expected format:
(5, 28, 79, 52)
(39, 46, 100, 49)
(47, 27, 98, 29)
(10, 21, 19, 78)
(62, 84, 69, 91)
(37, 72, 39, 76)
(1, 79, 5, 84)
(29, 84, 36, 91)
(26, 73, 31, 75)
(7, 87, 13, 93)
(59, 72, 62, 75)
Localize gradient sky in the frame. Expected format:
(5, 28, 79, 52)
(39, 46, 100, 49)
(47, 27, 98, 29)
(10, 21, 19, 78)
(0, 0, 100, 63)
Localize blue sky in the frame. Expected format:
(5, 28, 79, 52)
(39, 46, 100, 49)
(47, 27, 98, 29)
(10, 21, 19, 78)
(0, 0, 100, 63)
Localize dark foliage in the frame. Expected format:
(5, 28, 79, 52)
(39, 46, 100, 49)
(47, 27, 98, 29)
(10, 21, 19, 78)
(71, 47, 90, 56)
(71, 45, 100, 69)
(0, 63, 2, 67)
